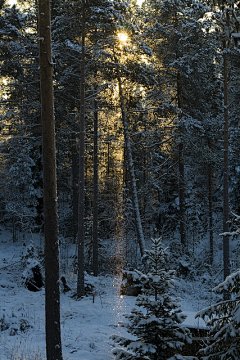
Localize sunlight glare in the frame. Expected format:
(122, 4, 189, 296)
(118, 32, 128, 45)
(7, 0, 17, 5)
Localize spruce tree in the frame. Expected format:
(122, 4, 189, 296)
(111, 237, 191, 360)
(197, 268, 240, 359)
(141, 0, 224, 252)
(0, 1, 43, 233)
(196, 212, 240, 359)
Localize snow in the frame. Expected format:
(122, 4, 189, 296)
(0, 228, 208, 360)
(181, 308, 206, 330)
(232, 32, 240, 39)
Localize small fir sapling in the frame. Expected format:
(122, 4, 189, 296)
(110, 237, 191, 360)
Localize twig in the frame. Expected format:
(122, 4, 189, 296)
(0, 260, 22, 271)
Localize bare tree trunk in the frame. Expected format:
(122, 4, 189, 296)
(38, 0, 63, 359)
(118, 76, 146, 258)
(77, 0, 85, 298)
(178, 142, 186, 247)
(223, 41, 230, 281)
(177, 73, 186, 248)
(92, 99, 98, 276)
(208, 163, 214, 265)
(72, 138, 78, 242)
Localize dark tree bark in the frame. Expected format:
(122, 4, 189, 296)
(178, 142, 186, 247)
(38, 0, 63, 359)
(223, 41, 230, 281)
(208, 163, 214, 265)
(72, 138, 78, 242)
(92, 99, 99, 276)
(77, 0, 85, 298)
(177, 73, 186, 247)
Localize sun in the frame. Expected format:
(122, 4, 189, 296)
(7, 0, 17, 5)
(118, 33, 128, 45)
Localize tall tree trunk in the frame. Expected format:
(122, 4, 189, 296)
(107, 133, 110, 181)
(77, 0, 85, 298)
(142, 116, 147, 234)
(178, 142, 186, 247)
(92, 99, 98, 276)
(38, 0, 63, 359)
(177, 73, 186, 247)
(223, 40, 230, 281)
(72, 138, 78, 242)
(208, 163, 214, 265)
(118, 76, 146, 258)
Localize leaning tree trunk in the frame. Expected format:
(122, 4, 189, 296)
(77, 0, 86, 298)
(118, 76, 146, 258)
(38, 0, 63, 359)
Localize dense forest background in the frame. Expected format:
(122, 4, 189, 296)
(1, 0, 240, 279)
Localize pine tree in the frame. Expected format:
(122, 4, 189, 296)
(111, 238, 191, 360)
(39, 0, 63, 358)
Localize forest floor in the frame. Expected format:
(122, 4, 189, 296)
(0, 228, 209, 360)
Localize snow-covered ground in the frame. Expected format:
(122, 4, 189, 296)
(0, 229, 208, 360)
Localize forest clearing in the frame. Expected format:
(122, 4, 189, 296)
(0, 228, 210, 360)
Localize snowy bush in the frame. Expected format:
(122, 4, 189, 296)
(21, 242, 35, 266)
(196, 269, 240, 359)
(9, 344, 44, 360)
(0, 311, 9, 332)
(0, 309, 33, 336)
(120, 270, 142, 296)
(21, 242, 44, 292)
(22, 259, 44, 292)
(111, 237, 191, 360)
